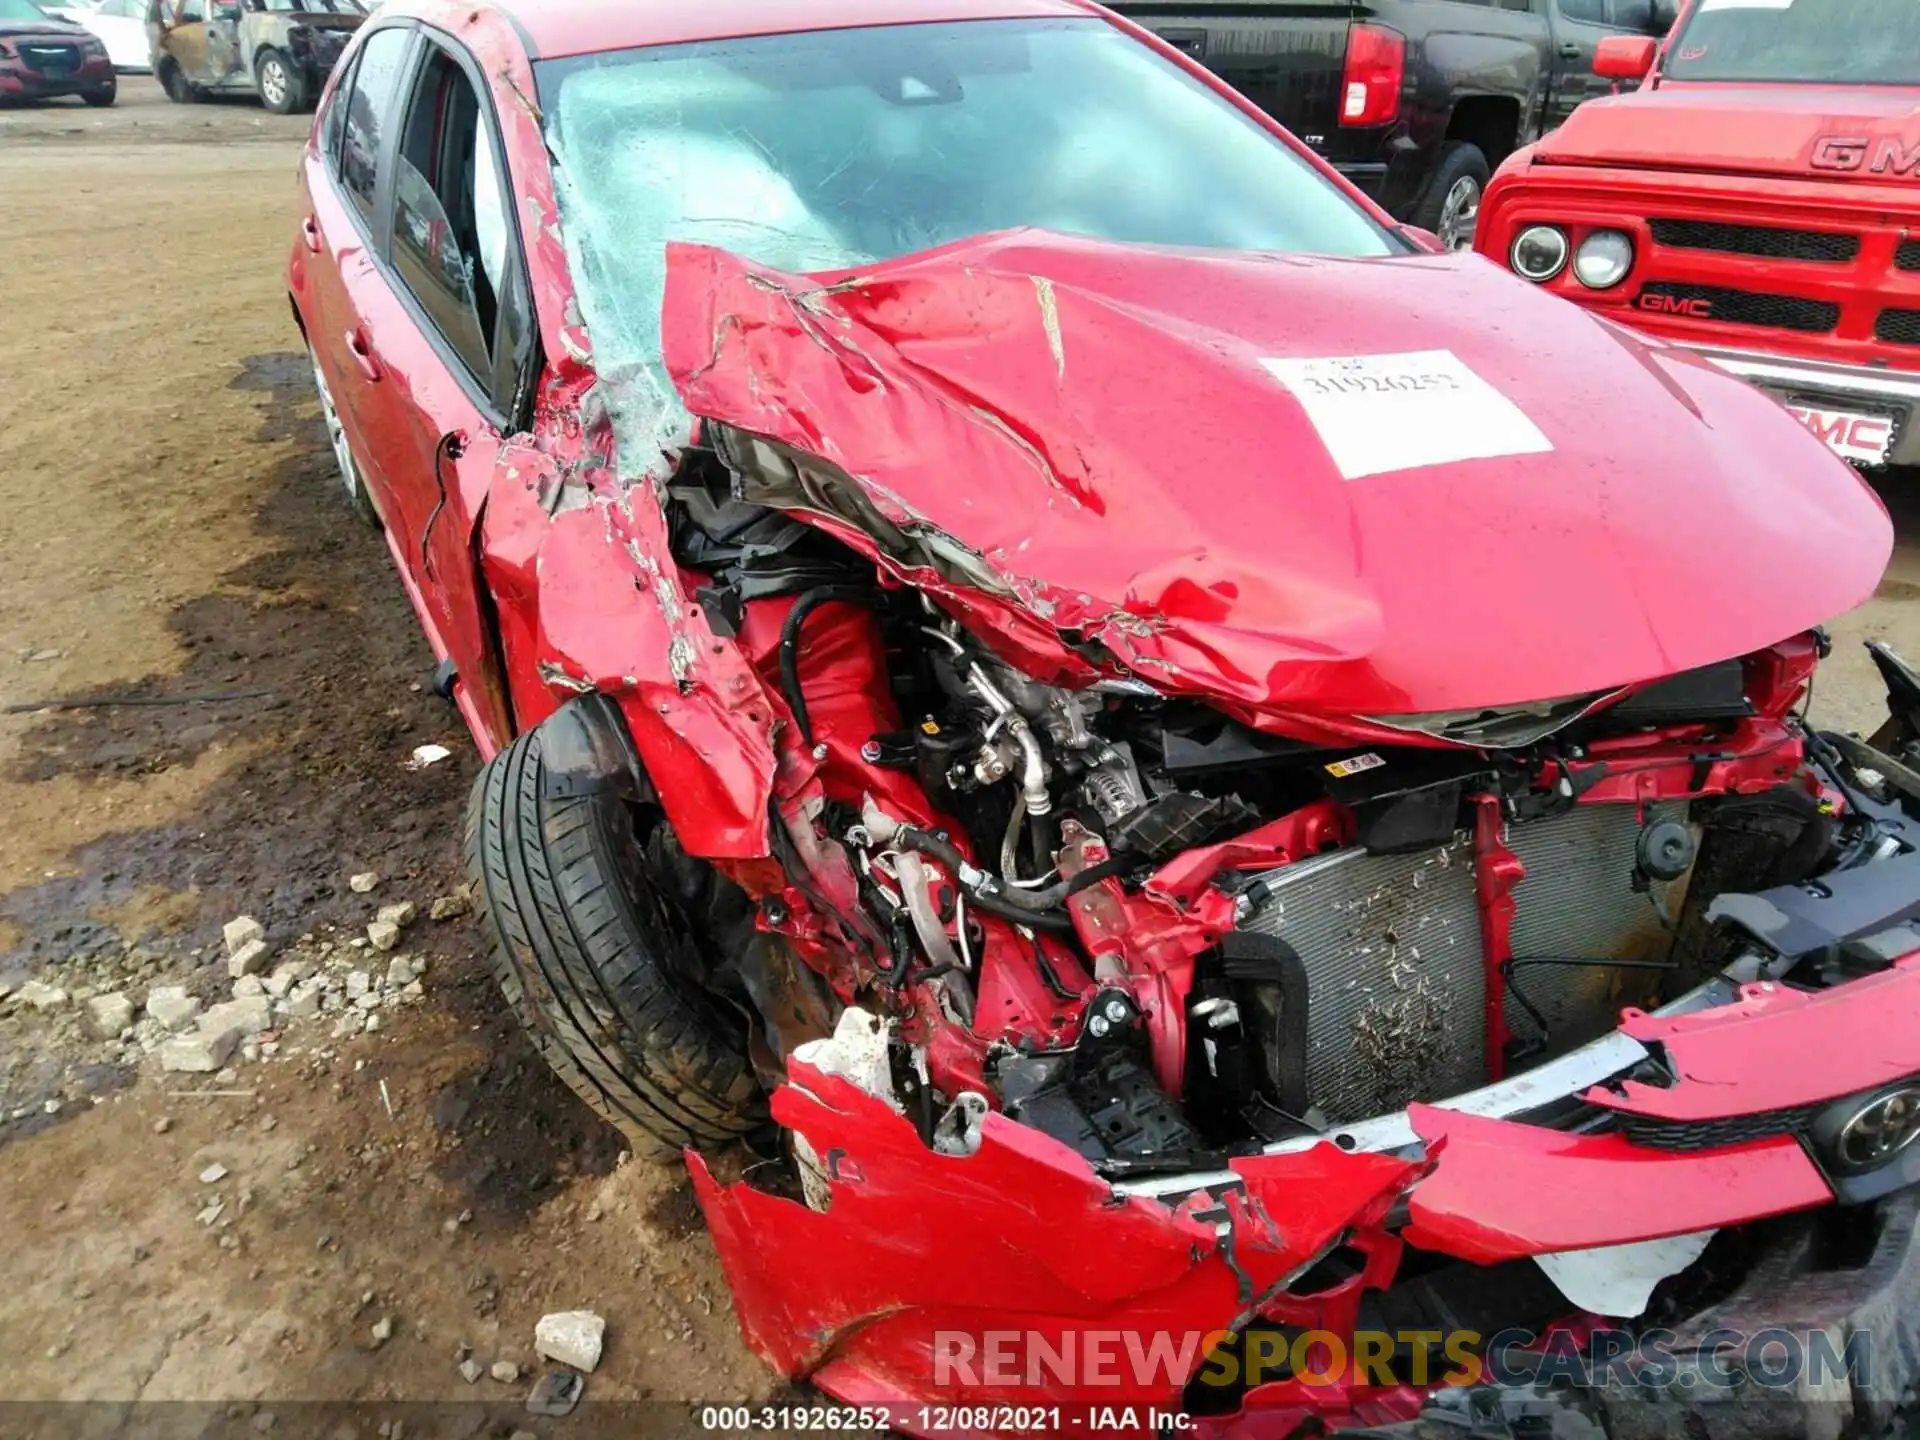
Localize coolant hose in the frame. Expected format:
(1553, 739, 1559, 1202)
(889, 823, 1130, 918)
(778, 585, 871, 747)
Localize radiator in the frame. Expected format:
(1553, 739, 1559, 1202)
(1235, 802, 1683, 1123)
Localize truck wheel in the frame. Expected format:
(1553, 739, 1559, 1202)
(82, 77, 117, 107)
(1413, 141, 1491, 251)
(254, 48, 304, 114)
(157, 58, 196, 104)
(466, 716, 765, 1156)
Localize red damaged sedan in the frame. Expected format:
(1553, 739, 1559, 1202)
(291, 0, 1920, 1434)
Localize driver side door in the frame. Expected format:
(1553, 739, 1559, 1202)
(204, 0, 241, 83)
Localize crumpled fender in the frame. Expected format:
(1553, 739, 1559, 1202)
(691, 1060, 1421, 1408)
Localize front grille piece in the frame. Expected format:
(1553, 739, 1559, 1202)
(1649, 219, 1859, 264)
(1636, 283, 1840, 334)
(1878, 309, 1920, 347)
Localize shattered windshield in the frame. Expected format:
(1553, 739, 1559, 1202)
(538, 16, 1398, 476)
(1664, 0, 1920, 85)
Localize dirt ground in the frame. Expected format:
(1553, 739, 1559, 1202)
(5, 79, 1920, 1438)
(0, 86, 781, 1436)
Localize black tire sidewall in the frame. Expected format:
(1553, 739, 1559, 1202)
(467, 724, 763, 1153)
(1413, 141, 1491, 245)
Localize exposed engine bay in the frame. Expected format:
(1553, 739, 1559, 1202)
(660, 420, 1903, 1185)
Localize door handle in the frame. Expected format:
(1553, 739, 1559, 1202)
(343, 327, 381, 383)
(1559, 42, 1583, 58)
(300, 215, 321, 253)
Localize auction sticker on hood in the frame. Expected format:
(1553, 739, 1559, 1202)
(1260, 349, 1553, 480)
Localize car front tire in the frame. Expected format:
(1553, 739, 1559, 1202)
(82, 80, 116, 106)
(466, 713, 765, 1156)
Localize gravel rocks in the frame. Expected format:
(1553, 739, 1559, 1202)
(348, 872, 381, 894)
(490, 1360, 520, 1384)
(365, 921, 401, 953)
(459, 1358, 483, 1385)
(428, 893, 471, 922)
(159, 1028, 240, 1074)
(199, 1163, 228, 1184)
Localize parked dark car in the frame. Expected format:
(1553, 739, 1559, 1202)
(1108, 0, 1676, 247)
(0, 0, 115, 104)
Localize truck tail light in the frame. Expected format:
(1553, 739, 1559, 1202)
(1340, 24, 1404, 128)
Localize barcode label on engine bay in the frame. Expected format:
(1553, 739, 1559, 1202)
(1260, 349, 1554, 480)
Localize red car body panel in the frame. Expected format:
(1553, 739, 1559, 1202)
(663, 233, 1887, 726)
(290, 1, 1920, 1433)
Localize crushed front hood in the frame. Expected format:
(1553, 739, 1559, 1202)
(663, 231, 1889, 722)
(1535, 84, 1920, 183)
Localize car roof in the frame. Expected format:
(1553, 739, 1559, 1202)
(504, 0, 1098, 62)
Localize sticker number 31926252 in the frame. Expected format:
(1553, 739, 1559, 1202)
(1260, 349, 1554, 481)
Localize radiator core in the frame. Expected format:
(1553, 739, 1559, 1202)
(1235, 802, 1682, 1123)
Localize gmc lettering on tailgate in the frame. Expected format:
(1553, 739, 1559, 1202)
(1811, 136, 1920, 177)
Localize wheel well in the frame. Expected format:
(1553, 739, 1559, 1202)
(1446, 95, 1522, 169)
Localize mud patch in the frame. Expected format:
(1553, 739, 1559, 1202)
(1, 352, 622, 1199)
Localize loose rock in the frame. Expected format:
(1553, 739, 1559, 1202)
(160, 1028, 240, 1074)
(232, 975, 266, 999)
(145, 985, 201, 1032)
(222, 916, 265, 957)
(201, 996, 271, 1039)
(459, 1358, 483, 1385)
(227, 938, 271, 980)
(153, 1117, 172, 1135)
(15, 980, 69, 1012)
(86, 991, 135, 1039)
(491, 1361, 520, 1384)
(429, 893, 471, 922)
(533, 1311, 605, 1374)
(348, 872, 381, 894)
(365, 921, 401, 953)
(199, 1163, 228, 1184)
(371, 1316, 393, 1347)
(374, 900, 417, 929)
(525, 1370, 584, 1418)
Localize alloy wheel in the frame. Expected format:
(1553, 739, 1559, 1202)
(1439, 176, 1482, 252)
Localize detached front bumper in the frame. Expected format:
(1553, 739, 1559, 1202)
(1689, 344, 1920, 470)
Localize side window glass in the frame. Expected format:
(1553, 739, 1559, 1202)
(319, 49, 353, 165)
(390, 44, 512, 387)
(1610, 0, 1653, 28)
(177, 0, 204, 23)
(340, 26, 411, 223)
(1558, 0, 1608, 21)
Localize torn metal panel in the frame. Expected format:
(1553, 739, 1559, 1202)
(1594, 956, 1920, 1124)
(692, 1061, 1422, 1402)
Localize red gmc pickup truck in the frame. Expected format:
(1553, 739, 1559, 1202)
(1476, 0, 1920, 470)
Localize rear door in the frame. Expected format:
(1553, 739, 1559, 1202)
(1103, 2, 1359, 153)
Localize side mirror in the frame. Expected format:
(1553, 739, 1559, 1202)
(1595, 35, 1657, 82)
(1651, 0, 1679, 36)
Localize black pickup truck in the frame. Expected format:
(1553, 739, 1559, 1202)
(1109, 0, 1676, 248)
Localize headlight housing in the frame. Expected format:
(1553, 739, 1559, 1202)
(1510, 225, 1569, 283)
(1574, 230, 1636, 290)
